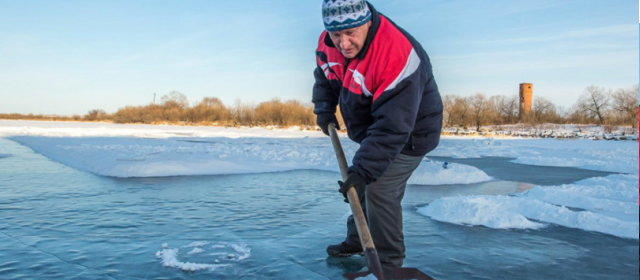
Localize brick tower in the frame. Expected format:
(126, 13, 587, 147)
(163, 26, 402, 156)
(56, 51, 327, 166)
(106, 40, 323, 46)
(519, 83, 533, 119)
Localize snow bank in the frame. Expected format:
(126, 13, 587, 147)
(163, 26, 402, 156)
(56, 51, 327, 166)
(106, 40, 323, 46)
(155, 241, 251, 272)
(0, 120, 324, 139)
(444, 123, 637, 140)
(8, 136, 489, 185)
(418, 174, 639, 239)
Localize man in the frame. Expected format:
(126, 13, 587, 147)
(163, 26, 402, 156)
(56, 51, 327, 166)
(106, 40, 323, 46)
(312, 0, 443, 270)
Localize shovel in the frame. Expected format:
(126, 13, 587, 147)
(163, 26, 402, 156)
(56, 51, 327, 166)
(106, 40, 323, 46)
(327, 123, 435, 280)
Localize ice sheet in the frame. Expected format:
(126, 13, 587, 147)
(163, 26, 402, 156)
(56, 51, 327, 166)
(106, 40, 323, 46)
(3, 120, 637, 239)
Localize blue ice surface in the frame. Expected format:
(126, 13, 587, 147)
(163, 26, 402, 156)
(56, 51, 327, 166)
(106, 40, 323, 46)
(0, 138, 637, 280)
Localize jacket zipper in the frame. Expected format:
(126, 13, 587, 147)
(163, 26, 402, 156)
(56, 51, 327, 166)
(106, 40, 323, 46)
(344, 58, 350, 76)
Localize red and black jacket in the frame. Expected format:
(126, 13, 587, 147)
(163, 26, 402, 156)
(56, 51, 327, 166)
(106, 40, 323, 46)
(312, 3, 443, 184)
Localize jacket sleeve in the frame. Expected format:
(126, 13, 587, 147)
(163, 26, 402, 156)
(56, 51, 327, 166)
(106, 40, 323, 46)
(312, 65, 339, 114)
(350, 52, 434, 183)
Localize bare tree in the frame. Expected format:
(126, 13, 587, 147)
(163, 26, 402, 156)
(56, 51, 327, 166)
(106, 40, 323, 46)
(447, 95, 472, 129)
(611, 85, 637, 127)
(159, 91, 189, 122)
(555, 105, 568, 123)
(442, 95, 455, 127)
(567, 104, 590, 124)
(532, 97, 558, 124)
(490, 95, 518, 124)
(231, 99, 256, 126)
(161, 91, 189, 108)
(489, 95, 504, 124)
(469, 93, 490, 131)
(576, 86, 610, 125)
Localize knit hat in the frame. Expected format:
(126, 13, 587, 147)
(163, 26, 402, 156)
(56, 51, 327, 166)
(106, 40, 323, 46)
(322, 0, 372, 32)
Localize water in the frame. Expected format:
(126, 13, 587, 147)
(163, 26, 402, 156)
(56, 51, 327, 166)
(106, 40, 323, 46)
(0, 138, 637, 279)
(429, 156, 616, 186)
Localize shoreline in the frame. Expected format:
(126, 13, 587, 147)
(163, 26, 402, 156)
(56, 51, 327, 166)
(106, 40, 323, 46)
(0, 119, 637, 141)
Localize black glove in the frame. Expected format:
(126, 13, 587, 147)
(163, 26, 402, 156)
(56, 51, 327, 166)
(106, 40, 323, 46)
(316, 113, 340, 136)
(338, 172, 366, 202)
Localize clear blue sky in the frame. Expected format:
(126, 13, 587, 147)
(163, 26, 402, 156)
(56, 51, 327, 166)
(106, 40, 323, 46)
(0, 0, 637, 115)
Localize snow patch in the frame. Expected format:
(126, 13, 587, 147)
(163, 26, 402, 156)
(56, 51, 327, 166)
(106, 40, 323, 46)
(155, 248, 228, 272)
(409, 160, 492, 185)
(418, 175, 639, 239)
(419, 195, 545, 229)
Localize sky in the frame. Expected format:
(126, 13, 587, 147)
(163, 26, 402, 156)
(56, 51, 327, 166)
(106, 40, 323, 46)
(0, 0, 637, 115)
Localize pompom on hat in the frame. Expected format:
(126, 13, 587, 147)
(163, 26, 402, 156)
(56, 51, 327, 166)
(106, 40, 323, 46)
(322, 0, 372, 32)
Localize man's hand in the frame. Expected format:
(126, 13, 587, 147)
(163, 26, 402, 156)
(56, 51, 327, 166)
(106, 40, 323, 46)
(338, 172, 366, 202)
(316, 113, 340, 136)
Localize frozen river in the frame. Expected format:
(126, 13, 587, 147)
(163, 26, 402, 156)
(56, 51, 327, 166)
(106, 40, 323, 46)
(0, 121, 637, 279)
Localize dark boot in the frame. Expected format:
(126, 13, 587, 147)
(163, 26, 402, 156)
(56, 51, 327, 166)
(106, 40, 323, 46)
(326, 241, 364, 257)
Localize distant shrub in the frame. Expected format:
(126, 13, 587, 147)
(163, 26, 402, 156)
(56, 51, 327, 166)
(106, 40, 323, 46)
(0, 113, 77, 121)
(113, 106, 146, 123)
(187, 97, 229, 123)
(254, 99, 314, 126)
(107, 92, 315, 127)
(84, 109, 109, 121)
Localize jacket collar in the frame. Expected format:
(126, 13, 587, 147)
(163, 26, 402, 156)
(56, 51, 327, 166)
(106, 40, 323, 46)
(355, 2, 380, 60)
(323, 2, 381, 60)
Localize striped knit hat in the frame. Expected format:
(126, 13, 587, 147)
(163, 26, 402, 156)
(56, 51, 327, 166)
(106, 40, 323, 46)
(322, 0, 372, 32)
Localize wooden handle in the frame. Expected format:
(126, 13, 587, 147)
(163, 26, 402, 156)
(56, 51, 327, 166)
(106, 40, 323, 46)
(328, 123, 376, 251)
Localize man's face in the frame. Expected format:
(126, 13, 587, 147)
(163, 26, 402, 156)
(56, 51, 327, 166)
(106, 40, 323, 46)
(328, 21, 371, 59)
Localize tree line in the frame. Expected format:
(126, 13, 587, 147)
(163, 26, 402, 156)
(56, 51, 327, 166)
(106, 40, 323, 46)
(444, 85, 637, 130)
(1, 85, 636, 128)
(102, 91, 315, 127)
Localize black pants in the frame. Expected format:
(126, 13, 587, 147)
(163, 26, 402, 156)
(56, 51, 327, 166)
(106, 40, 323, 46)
(345, 153, 423, 268)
